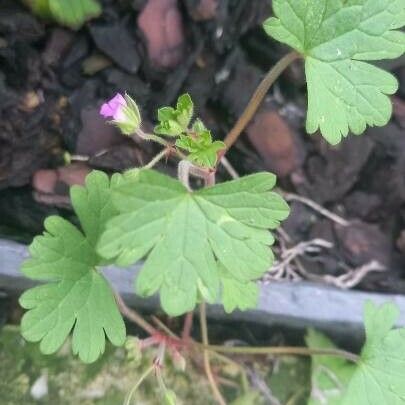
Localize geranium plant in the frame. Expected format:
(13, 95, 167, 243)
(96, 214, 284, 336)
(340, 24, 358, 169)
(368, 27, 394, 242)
(18, 1, 405, 403)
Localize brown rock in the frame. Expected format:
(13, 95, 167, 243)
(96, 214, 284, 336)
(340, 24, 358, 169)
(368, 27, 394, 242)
(295, 136, 375, 204)
(221, 56, 263, 116)
(32, 164, 90, 197)
(185, 0, 218, 21)
(57, 163, 90, 187)
(246, 104, 304, 177)
(32, 169, 58, 194)
(335, 220, 391, 267)
(42, 28, 74, 66)
(138, 0, 185, 69)
(76, 107, 121, 156)
(344, 191, 382, 221)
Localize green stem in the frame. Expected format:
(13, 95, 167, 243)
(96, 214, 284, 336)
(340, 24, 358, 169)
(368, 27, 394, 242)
(124, 365, 154, 405)
(136, 129, 169, 147)
(223, 51, 300, 151)
(200, 302, 227, 405)
(135, 128, 187, 159)
(114, 292, 157, 336)
(196, 343, 360, 363)
(143, 149, 168, 169)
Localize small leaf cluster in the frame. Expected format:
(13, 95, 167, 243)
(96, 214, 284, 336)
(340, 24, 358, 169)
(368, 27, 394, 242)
(155, 94, 194, 137)
(155, 94, 225, 168)
(176, 119, 225, 168)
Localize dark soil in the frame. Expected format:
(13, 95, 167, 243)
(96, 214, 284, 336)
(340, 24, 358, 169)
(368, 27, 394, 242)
(1, 0, 405, 294)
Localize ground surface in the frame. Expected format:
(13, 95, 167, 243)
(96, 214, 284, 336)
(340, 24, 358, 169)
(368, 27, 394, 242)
(1, 4, 405, 299)
(1, 0, 405, 294)
(0, 325, 310, 404)
(1, 1, 402, 403)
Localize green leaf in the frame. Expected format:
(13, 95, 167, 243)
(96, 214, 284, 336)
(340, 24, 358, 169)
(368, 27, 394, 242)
(26, 0, 101, 29)
(264, 0, 405, 144)
(341, 301, 405, 404)
(176, 118, 225, 168)
(176, 129, 225, 168)
(306, 329, 356, 404)
(97, 169, 289, 316)
(307, 302, 405, 404)
(192, 118, 207, 133)
(176, 94, 194, 129)
(19, 171, 126, 363)
(154, 94, 194, 137)
(23, 0, 53, 19)
(221, 275, 259, 314)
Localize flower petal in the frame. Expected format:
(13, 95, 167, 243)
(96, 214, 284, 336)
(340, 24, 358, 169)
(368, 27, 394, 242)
(99, 93, 127, 119)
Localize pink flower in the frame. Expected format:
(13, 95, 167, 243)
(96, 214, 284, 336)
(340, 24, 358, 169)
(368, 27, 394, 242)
(99, 93, 141, 135)
(100, 93, 127, 121)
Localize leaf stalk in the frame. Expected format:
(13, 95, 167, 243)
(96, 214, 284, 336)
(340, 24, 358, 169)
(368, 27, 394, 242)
(222, 51, 301, 151)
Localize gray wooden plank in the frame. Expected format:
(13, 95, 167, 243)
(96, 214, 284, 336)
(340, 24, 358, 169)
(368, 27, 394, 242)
(2, 239, 405, 344)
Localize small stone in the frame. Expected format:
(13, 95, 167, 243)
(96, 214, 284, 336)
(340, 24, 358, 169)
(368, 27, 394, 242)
(76, 107, 121, 155)
(296, 136, 374, 204)
(82, 53, 112, 75)
(89, 22, 141, 74)
(42, 28, 74, 66)
(185, 0, 219, 21)
(137, 0, 185, 69)
(32, 169, 58, 194)
(344, 191, 382, 221)
(105, 69, 150, 103)
(20, 90, 44, 111)
(335, 220, 391, 267)
(30, 373, 48, 400)
(57, 164, 91, 187)
(282, 201, 315, 242)
(246, 104, 304, 177)
(62, 34, 90, 69)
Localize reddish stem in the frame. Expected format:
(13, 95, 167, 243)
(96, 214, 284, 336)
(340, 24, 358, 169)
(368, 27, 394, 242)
(181, 312, 194, 342)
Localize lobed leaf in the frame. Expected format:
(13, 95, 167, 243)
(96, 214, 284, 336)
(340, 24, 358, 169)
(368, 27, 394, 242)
(176, 128, 225, 168)
(306, 329, 356, 404)
(19, 171, 126, 363)
(155, 94, 194, 137)
(97, 169, 289, 316)
(264, 0, 405, 144)
(307, 301, 405, 404)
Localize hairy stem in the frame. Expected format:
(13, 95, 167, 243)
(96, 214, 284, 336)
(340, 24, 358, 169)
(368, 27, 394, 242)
(223, 51, 300, 151)
(114, 292, 157, 336)
(200, 302, 227, 405)
(135, 128, 186, 159)
(135, 128, 170, 147)
(143, 148, 168, 170)
(196, 343, 360, 363)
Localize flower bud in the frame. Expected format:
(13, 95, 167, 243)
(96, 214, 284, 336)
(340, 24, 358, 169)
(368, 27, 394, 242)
(100, 93, 141, 135)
